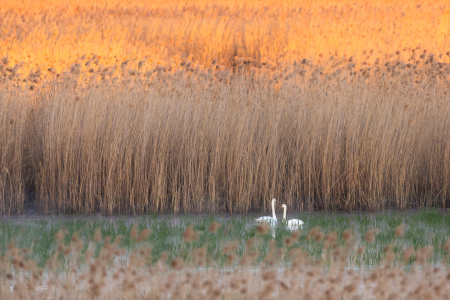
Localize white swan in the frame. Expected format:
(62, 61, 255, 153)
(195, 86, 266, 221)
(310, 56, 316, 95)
(280, 204, 304, 231)
(255, 198, 277, 227)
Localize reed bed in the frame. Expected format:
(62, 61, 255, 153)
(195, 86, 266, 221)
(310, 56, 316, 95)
(1, 48, 450, 214)
(0, 0, 450, 214)
(0, 212, 449, 299)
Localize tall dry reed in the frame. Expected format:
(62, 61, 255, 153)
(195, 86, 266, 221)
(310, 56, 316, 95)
(0, 0, 450, 214)
(0, 49, 450, 214)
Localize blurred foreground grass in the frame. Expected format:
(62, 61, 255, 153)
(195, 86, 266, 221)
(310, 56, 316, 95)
(1, 209, 448, 269)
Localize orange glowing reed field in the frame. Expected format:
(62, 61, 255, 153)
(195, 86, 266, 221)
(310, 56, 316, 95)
(1, 0, 450, 214)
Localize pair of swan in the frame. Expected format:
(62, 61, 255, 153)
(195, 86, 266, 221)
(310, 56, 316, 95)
(255, 199, 304, 231)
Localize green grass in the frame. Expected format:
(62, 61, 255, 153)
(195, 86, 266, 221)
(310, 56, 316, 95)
(0, 209, 448, 269)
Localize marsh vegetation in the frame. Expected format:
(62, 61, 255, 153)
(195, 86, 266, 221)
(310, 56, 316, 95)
(0, 210, 450, 299)
(1, 0, 450, 298)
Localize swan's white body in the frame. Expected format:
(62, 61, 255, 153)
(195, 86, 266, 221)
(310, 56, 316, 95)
(255, 199, 277, 227)
(280, 204, 304, 231)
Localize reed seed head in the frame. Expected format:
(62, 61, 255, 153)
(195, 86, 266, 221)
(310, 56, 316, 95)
(170, 257, 184, 270)
(365, 229, 376, 243)
(182, 226, 199, 242)
(262, 270, 277, 281)
(443, 238, 450, 251)
(208, 222, 221, 233)
(136, 228, 152, 243)
(130, 225, 138, 239)
(342, 229, 352, 241)
(395, 224, 404, 237)
(257, 224, 270, 235)
(94, 228, 101, 242)
(284, 237, 293, 246)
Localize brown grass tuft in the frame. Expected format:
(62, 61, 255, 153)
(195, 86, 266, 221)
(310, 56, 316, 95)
(444, 238, 450, 251)
(308, 228, 325, 242)
(324, 232, 338, 249)
(208, 222, 221, 234)
(94, 228, 102, 243)
(130, 225, 138, 239)
(290, 231, 301, 240)
(182, 226, 199, 242)
(136, 229, 152, 243)
(262, 270, 277, 281)
(342, 230, 352, 241)
(284, 237, 293, 246)
(403, 246, 414, 263)
(365, 230, 376, 244)
(395, 224, 404, 237)
(257, 224, 270, 235)
(170, 257, 184, 271)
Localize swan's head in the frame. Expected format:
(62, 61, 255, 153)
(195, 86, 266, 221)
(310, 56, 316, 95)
(271, 198, 277, 204)
(280, 204, 287, 209)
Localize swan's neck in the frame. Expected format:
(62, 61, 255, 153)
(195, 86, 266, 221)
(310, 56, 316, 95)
(283, 206, 286, 220)
(272, 201, 277, 220)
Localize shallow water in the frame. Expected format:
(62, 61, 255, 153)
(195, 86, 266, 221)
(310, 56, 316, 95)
(3, 208, 448, 224)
